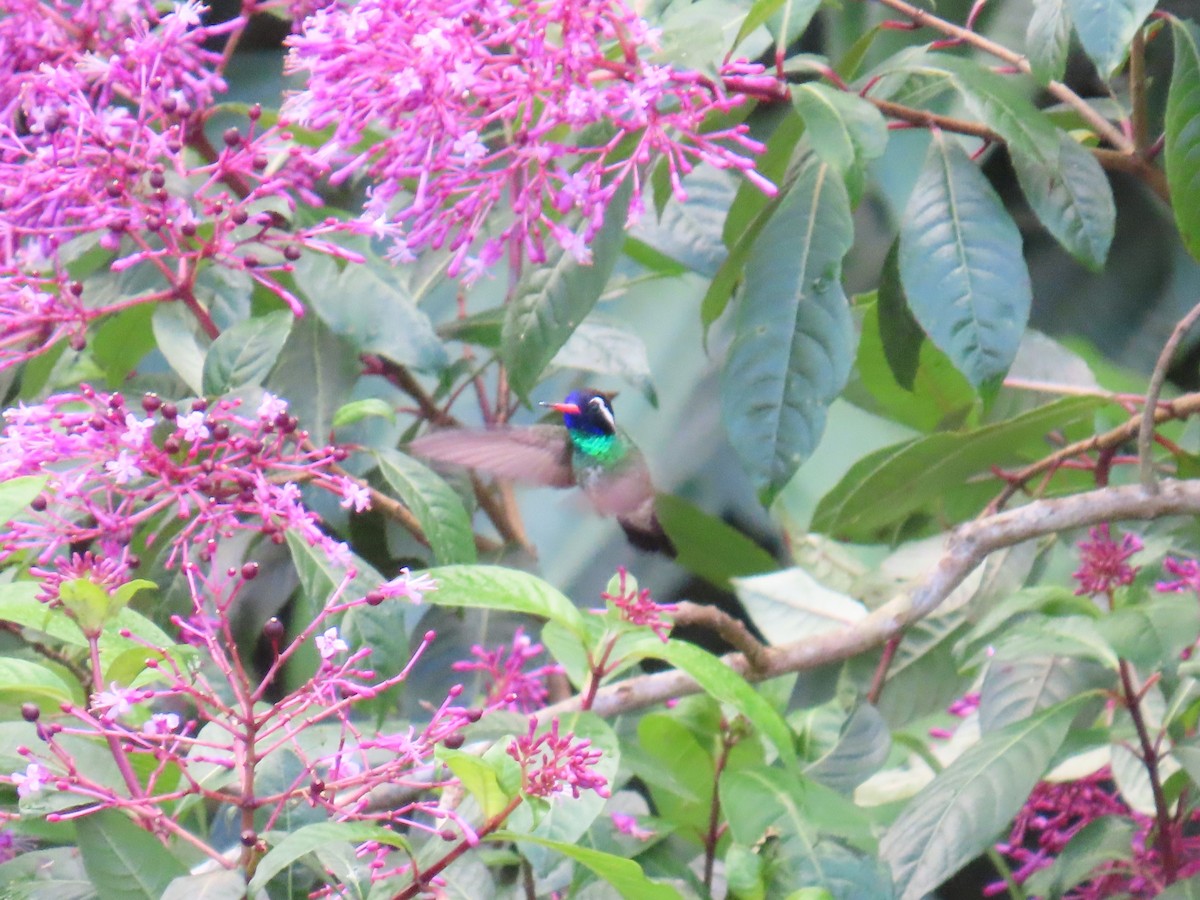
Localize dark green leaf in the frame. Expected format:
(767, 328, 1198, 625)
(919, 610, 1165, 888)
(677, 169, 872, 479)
(437, 305, 505, 349)
(551, 320, 657, 405)
(899, 131, 1031, 388)
(655, 495, 776, 590)
(267, 313, 360, 443)
(1012, 133, 1115, 272)
(811, 396, 1104, 541)
(201, 309, 293, 395)
(630, 165, 734, 278)
(1023, 816, 1135, 899)
(501, 182, 630, 401)
(1027, 0, 1072, 83)
(790, 84, 887, 197)
(721, 154, 855, 503)
(77, 809, 188, 900)
(805, 704, 891, 794)
(979, 655, 1114, 733)
(375, 448, 476, 565)
(721, 770, 894, 900)
(734, 0, 821, 51)
(1066, 0, 1156, 76)
(294, 254, 448, 372)
(1166, 17, 1200, 262)
(880, 698, 1086, 900)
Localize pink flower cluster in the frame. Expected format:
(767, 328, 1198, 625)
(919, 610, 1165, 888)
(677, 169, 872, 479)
(1072, 524, 1143, 597)
(990, 769, 1200, 897)
(509, 717, 609, 800)
(0, 386, 357, 584)
(0, 0, 348, 367)
(451, 627, 564, 713)
(283, 0, 773, 280)
(601, 566, 675, 641)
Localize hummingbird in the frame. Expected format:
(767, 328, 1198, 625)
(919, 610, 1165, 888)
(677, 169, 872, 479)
(408, 389, 674, 555)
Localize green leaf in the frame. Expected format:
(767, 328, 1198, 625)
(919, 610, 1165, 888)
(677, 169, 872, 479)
(811, 396, 1103, 541)
(76, 809, 189, 900)
(734, 0, 821, 51)
(1012, 133, 1115, 271)
(267, 313, 360, 444)
(732, 568, 867, 645)
(440, 747, 512, 818)
(247, 822, 409, 893)
(501, 182, 630, 401)
(655, 494, 776, 590)
(641, 639, 799, 773)
(201, 309, 293, 395)
(375, 448, 476, 565)
(332, 398, 396, 429)
(979, 655, 1113, 733)
(421, 564, 586, 636)
(899, 131, 1031, 389)
(790, 84, 887, 197)
(491, 833, 683, 900)
(1095, 598, 1200, 671)
(880, 698, 1087, 900)
(705, 109, 806, 333)
(1066, 0, 1156, 76)
(856, 291, 976, 433)
(1027, 0, 1072, 83)
(721, 154, 855, 504)
(1023, 816, 1135, 899)
(991, 615, 1121, 670)
(0, 657, 77, 711)
(805, 704, 891, 794)
(57, 577, 155, 636)
(91, 304, 158, 386)
(0, 581, 87, 647)
(721, 769, 894, 899)
(151, 303, 207, 395)
(1159, 876, 1200, 899)
(1167, 17, 1200, 262)
(0, 474, 48, 524)
(551, 320, 658, 405)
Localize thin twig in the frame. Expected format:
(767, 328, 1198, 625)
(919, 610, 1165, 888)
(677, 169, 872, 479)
(986, 391, 1200, 514)
(867, 0, 1135, 153)
(1120, 659, 1177, 881)
(1138, 301, 1200, 493)
(1130, 28, 1149, 154)
(867, 635, 902, 705)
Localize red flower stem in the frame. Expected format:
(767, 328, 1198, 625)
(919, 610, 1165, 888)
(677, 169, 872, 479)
(1119, 658, 1177, 883)
(392, 794, 524, 900)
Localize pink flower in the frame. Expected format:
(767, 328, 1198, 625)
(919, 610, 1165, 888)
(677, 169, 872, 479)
(370, 568, 438, 606)
(283, 0, 771, 279)
(315, 626, 349, 660)
(11, 762, 52, 798)
(451, 627, 564, 712)
(1072, 524, 1142, 597)
(1156, 557, 1200, 594)
(91, 682, 143, 721)
(612, 812, 655, 841)
(602, 567, 676, 641)
(508, 717, 609, 800)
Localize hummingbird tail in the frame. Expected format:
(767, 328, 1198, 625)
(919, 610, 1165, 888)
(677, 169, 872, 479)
(618, 513, 677, 558)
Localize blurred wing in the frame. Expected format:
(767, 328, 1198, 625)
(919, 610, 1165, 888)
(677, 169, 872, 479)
(408, 426, 575, 488)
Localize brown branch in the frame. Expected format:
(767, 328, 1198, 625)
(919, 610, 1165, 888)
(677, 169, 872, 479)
(1120, 659, 1177, 881)
(984, 391, 1200, 515)
(673, 602, 771, 672)
(868, 97, 1000, 142)
(867, 0, 1134, 153)
(1093, 149, 1171, 204)
(534, 480, 1200, 723)
(1139, 300, 1200, 492)
(1129, 28, 1149, 154)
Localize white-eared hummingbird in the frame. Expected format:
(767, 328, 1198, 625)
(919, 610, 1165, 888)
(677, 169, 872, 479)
(409, 389, 674, 555)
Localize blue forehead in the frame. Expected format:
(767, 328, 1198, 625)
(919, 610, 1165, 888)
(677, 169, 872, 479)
(560, 391, 610, 435)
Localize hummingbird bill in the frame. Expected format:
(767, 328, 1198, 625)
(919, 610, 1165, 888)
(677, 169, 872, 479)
(408, 390, 675, 555)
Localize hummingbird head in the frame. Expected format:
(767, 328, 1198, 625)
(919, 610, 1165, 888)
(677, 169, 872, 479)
(541, 389, 617, 437)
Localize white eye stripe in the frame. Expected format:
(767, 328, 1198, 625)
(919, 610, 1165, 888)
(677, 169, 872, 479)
(589, 396, 615, 430)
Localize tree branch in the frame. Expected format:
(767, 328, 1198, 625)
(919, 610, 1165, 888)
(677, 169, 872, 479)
(536, 480, 1200, 722)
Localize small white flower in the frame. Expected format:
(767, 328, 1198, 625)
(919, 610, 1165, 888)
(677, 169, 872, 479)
(12, 762, 51, 798)
(315, 627, 349, 660)
(256, 392, 288, 422)
(177, 410, 209, 443)
(105, 450, 143, 484)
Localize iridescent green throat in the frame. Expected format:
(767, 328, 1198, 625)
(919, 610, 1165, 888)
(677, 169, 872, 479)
(568, 430, 626, 464)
